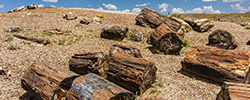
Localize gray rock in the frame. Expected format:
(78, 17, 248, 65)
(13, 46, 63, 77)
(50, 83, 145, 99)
(101, 25, 128, 41)
(27, 4, 38, 9)
(7, 27, 23, 32)
(7, 45, 19, 50)
(129, 30, 144, 42)
(80, 17, 90, 25)
(92, 17, 103, 24)
(63, 12, 77, 20)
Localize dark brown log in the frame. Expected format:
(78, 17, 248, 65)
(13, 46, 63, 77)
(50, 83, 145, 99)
(21, 63, 134, 100)
(13, 34, 50, 45)
(181, 46, 250, 84)
(106, 53, 157, 93)
(148, 23, 183, 55)
(69, 52, 108, 75)
(216, 82, 250, 100)
(109, 44, 142, 58)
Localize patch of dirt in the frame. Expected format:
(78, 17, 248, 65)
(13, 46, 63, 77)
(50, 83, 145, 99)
(1, 7, 250, 100)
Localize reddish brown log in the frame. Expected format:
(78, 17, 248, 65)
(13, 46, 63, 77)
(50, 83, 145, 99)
(217, 82, 250, 100)
(21, 63, 134, 100)
(106, 53, 157, 93)
(109, 44, 142, 58)
(13, 34, 50, 45)
(68, 52, 108, 75)
(181, 46, 250, 84)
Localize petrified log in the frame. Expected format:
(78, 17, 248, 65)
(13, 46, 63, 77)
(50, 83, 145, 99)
(148, 23, 183, 55)
(69, 52, 108, 75)
(21, 63, 134, 100)
(106, 53, 157, 93)
(216, 82, 250, 100)
(13, 34, 50, 45)
(207, 29, 238, 50)
(21, 63, 73, 100)
(181, 46, 250, 84)
(135, 8, 166, 28)
(109, 44, 142, 58)
(66, 73, 134, 100)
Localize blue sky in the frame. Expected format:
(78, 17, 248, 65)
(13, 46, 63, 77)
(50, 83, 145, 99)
(0, 0, 250, 14)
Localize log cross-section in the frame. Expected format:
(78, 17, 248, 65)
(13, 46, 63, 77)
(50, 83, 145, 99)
(181, 46, 250, 84)
(217, 82, 250, 100)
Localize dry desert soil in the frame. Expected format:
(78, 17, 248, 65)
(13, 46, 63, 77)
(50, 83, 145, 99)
(1, 7, 250, 100)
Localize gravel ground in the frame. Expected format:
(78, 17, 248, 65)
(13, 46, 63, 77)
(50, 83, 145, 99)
(0, 7, 250, 100)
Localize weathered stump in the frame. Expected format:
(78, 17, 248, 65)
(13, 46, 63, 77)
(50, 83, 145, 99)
(207, 29, 238, 50)
(21, 63, 134, 100)
(181, 46, 250, 84)
(109, 44, 142, 58)
(106, 53, 157, 93)
(13, 34, 50, 45)
(69, 52, 108, 75)
(217, 82, 250, 100)
(148, 23, 183, 55)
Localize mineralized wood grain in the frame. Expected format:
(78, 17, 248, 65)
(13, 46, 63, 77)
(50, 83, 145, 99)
(181, 46, 250, 84)
(69, 52, 108, 75)
(14, 34, 50, 45)
(66, 73, 134, 100)
(21, 63, 71, 100)
(217, 82, 250, 100)
(109, 44, 142, 58)
(106, 53, 157, 93)
(21, 63, 134, 100)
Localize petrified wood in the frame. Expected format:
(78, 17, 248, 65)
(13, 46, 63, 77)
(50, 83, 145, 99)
(148, 23, 183, 55)
(21, 63, 134, 100)
(217, 82, 250, 100)
(13, 34, 50, 45)
(181, 46, 250, 84)
(106, 53, 157, 93)
(69, 52, 108, 75)
(109, 44, 142, 58)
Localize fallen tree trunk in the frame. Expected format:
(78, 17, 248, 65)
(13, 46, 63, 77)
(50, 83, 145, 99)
(21, 63, 134, 100)
(109, 44, 142, 58)
(14, 34, 50, 45)
(181, 46, 250, 84)
(217, 82, 250, 100)
(68, 52, 108, 75)
(106, 53, 157, 93)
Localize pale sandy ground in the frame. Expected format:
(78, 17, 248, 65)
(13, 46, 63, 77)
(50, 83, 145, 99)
(0, 7, 250, 100)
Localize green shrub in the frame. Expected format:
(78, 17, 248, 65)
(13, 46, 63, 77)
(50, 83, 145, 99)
(75, 24, 82, 27)
(183, 40, 190, 47)
(245, 25, 250, 29)
(150, 89, 160, 94)
(96, 14, 104, 19)
(42, 32, 53, 36)
(3, 37, 13, 42)
(58, 39, 67, 45)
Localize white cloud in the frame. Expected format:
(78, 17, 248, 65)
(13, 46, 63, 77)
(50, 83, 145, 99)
(102, 3, 117, 10)
(122, 9, 130, 13)
(135, 3, 150, 7)
(222, 0, 244, 2)
(42, 0, 58, 3)
(0, 4, 4, 8)
(186, 5, 221, 13)
(172, 8, 185, 14)
(158, 3, 169, 13)
(50, 5, 56, 7)
(230, 3, 248, 12)
(38, 4, 44, 7)
(132, 8, 141, 13)
(97, 7, 104, 11)
(202, 0, 216, 2)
